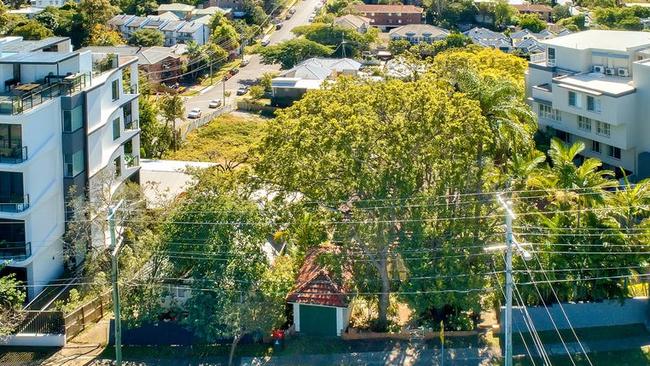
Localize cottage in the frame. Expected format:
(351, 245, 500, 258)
(287, 248, 350, 337)
(389, 24, 449, 44)
(334, 14, 372, 33)
(352, 4, 424, 31)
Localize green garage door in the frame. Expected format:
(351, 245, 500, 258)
(300, 304, 337, 336)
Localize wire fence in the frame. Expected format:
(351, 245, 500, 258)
(179, 105, 234, 140)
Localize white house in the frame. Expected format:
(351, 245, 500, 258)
(527, 30, 650, 179)
(109, 13, 212, 46)
(0, 36, 140, 299)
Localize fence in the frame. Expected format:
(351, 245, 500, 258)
(179, 104, 233, 140)
(63, 291, 112, 339)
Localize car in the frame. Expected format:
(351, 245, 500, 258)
(276, 22, 283, 30)
(285, 13, 292, 20)
(230, 68, 240, 75)
(289, 7, 296, 14)
(236, 86, 249, 95)
(261, 35, 271, 46)
(208, 99, 222, 108)
(187, 108, 202, 119)
(241, 58, 250, 67)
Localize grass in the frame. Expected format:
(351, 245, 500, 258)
(165, 113, 267, 163)
(199, 60, 241, 87)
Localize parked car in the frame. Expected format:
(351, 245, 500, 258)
(308, 14, 315, 22)
(285, 13, 293, 20)
(236, 86, 249, 95)
(276, 22, 283, 30)
(289, 7, 296, 14)
(230, 68, 240, 75)
(241, 58, 250, 67)
(209, 99, 222, 108)
(188, 108, 202, 119)
(261, 35, 271, 46)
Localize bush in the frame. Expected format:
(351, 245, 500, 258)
(249, 85, 265, 100)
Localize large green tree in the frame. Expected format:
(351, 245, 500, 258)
(129, 28, 165, 47)
(259, 38, 333, 69)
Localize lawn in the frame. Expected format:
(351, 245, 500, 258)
(164, 113, 267, 163)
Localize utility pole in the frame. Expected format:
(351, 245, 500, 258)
(222, 77, 227, 106)
(341, 34, 347, 58)
(497, 195, 515, 366)
(108, 200, 125, 366)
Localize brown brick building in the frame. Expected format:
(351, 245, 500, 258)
(512, 4, 553, 22)
(352, 4, 424, 31)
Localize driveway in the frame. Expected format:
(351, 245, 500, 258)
(183, 0, 322, 115)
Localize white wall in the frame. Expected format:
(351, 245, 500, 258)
(0, 333, 65, 347)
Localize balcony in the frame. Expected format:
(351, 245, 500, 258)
(0, 73, 90, 115)
(0, 194, 30, 213)
(0, 241, 31, 261)
(0, 145, 27, 164)
(125, 153, 139, 168)
(532, 83, 553, 103)
(124, 118, 139, 131)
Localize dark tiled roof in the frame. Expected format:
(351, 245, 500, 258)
(286, 248, 348, 308)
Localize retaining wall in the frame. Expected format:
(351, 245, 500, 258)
(499, 297, 650, 333)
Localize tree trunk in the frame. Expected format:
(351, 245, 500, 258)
(377, 257, 390, 331)
(228, 333, 241, 366)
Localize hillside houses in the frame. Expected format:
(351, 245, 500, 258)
(464, 27, 571, 56)
(108, 12, 212, 46)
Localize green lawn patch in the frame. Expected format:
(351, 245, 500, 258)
(165, 113, 267, 163)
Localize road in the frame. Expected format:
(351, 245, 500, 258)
(183, 0, 322, 115)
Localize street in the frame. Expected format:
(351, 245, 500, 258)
(183, 0, 322, 114)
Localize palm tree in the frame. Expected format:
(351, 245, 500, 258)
(159, 93, 185, 151)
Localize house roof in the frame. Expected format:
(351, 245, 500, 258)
(144, 15, 171, 28)
(178, 21, 203, 33)
(286, 247, 349, 308)
(138, 46, 181, 65)
(157, 3, 195, 12)
(0, 36, 69, 53)
(126, 16, 148, 28)
(515, 37, 546, 53)
(542, 30, 650, 52)
(161, 20, 186, 32)
(464, 27, 508, 41)
(192, 6, 231, 16)
(512, 3, 552, 12)
(193, 15, 213, 25)
(510, 29, 532, 40)
(389, 24, 449, 38)
(108, 14, 136, 27)
(352, 4, 424, 14)
(334, 14, 371, 30)
(78, 46, 141, 56)
(157, 11, 181, 21)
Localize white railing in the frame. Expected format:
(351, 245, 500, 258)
(530, 53, 546, 64)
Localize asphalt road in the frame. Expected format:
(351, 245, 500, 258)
(184, 0, 322, 115)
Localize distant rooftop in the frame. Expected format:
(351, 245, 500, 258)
(554, 72, 635, 97)
(158, 3, 195, 12)
(0, 37, 69, 53)
(0, 51, 79, 64)
(543, 30, 650, 52)
(353, 4, 423, 13)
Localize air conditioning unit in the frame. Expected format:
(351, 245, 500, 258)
(605, 68, 615, 76)
(617, 67, 630, 77)
(592, 65, 605, 73)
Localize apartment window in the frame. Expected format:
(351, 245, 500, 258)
(64, 150, 85, 177)
(608, 145, 621, 160)
(548, 47, 556, 64)
(592, 140, 601, 154)
(556, 130, 570, 143)
(586, 95, 601, 113)
(62, 105, 84, 132)
(568, 91, 581, 108)
(578, 116, 592, 131)
(111, 79, 119, 101)
(596, 121, 611, 137)
(112, 118, 120, 140)
(539, 103, 561, 121)
(114, 156, 122, 177)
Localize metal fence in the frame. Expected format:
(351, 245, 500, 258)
(18, 310, 65, 334)
(180, 105, 234, 140)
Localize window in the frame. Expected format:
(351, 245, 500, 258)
(608, 145, 621, 159)
(111, 79, 119, 101)
(539, 103, 561, 121)
(578, 116, 592, 131)
(114, 156, 121, 177)
(64, 150, 85, 177)
(548, 47, 556, 65)
(568, 91, 581, 108)
(592, 140, 601, 154)
(112, 118, 120, 140)
(586, 95, 601, 113)
(596, 121, 611, 137)
(556, 130, 570, 143)
(62, 105, 83, 132)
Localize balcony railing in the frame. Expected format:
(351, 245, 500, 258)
(0, 145, 27, 164)
(125, 118, 139, 131)
(124, 83, 138, 94)
(0, 73, 90, 115)
(0, 194, 30, 213)
(0, 241, 31, 261)
(125, 153, 139, 168)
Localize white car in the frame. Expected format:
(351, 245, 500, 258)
(208, 99, 222, 109)
(308, 14, 315, 22)
(188, 108, 202, 119)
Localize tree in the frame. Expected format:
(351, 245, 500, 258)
(255, 76, 492, 330)
(89, 24, 124, 46)
(494, 0, 517, 29)
(249, 85, 265, 99)
(34, 10, 58, 30)
(517, 13, 546, 33)
(129, 28, 164, 47)
(10, 19, 53, 39)
(119, 0, 158, 15)
(558, 13, 586, 31)
(259, 38, 333, 69)
(435, 0, 477, 29)
(242, 0, 266, 25)
(292, 23, 375, 58)
(159, 93, 184, 151)
(551, 4, 571, 23)
(139, 95, 173, 158)
(0, 270, 26, 336)
(210, 12, 239, 51)
(388, 39, 412, 56)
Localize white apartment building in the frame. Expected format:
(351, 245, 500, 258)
(0, 36, 140, 299)
(108, 13, 212, 46)
(527, 30, 650, 179)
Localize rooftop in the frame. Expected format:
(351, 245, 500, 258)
(554, 72, 635, 97)
(334, 14, 371, 29)
(512, 3, 552, 11)
(389, 24, 449, 37)
(286, 247, 349, 308)
(0, 36, 69, 53)
(108, 14, 136, 26)
(0, 51, 79, 64)
(542, 30, 650, 52)
(352, 4, 424, 13)
(157, 3, 196, 12)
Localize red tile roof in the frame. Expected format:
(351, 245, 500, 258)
(512, 4, 552, 12)
(286, 247, 349, 308)
(353, 4, 424, 14)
